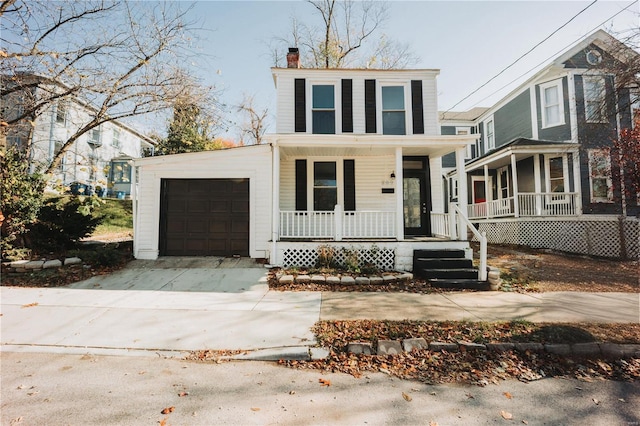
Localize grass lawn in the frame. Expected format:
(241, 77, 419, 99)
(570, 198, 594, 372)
(93, 198, 133, 235)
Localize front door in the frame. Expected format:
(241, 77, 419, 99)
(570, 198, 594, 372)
(403, 157, 431, 236)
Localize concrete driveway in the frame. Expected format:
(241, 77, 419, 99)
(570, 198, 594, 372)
(0, 257, 322, 356)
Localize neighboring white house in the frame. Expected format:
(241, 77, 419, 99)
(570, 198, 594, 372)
(133, 49, 483, 278)
(440, 30, 640, 259)
(1, 74, 155, 197)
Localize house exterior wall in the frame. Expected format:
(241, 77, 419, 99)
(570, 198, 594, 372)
(273, 69, 440, 136)
(3, 83, 151, 193)
(494, 90, 532, 147)
(535, 76, 572, 142)
(133, 145, 273, 260)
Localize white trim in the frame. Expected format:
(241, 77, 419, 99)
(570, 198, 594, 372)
(539, 78, 565, 128)
(497, 166, 510, 199)
(471, 175, 491, 203)
(484, 116, 495, 153)
(583, 75, 608, 124)
(529, 86, 539, 139)
(306, 157, 344, 211)
(456, 127, 472, 158)
(567, 72, 578, 143)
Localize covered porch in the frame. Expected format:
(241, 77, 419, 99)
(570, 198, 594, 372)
(269, 134, 478, 242)
(458, 139, 582, 220)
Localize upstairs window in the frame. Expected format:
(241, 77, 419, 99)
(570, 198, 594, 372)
(56, 101, 67, 124)
(312, 85, 335, 134)
(486, 119, 495, 151)
(382, 86, 405, 135)
(584, 76, 607, 123)
(88, 128, 102, 147)
(112, 128, 121, 148)
(540, 79, 565, 128)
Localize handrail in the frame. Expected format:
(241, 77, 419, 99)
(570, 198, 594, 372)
(450, 203, 487, 281)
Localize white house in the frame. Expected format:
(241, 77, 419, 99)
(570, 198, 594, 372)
(133, 49, 486, 284)
(1, 74, 155, 197)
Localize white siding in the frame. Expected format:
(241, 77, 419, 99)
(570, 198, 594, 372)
(422, 78, 439, 135)
(276, 75, 294, 134)
(352, 77, 366, 134)
(134, 145, 273, 260)
(278, 155, 397, 212)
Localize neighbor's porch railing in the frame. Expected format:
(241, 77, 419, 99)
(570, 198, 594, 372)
(279, 205, 396, 240)
(467, 192, 580, 220)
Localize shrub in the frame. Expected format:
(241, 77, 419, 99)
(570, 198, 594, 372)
(0, 147, 46, 258)
(74, 242, 132, 268)
(27, 196, 104, 254)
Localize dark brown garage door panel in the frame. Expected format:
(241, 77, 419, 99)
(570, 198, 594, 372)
(161, 179, 249, 256)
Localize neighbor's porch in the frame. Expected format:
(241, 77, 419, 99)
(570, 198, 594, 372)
(458, 139, 582, 220)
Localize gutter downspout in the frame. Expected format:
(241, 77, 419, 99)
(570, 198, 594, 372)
(271, 143, 280, 266)
(131, 163, 138, 258)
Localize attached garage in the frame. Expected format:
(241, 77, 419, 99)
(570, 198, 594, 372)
(160, 178, 249, 256)
(132, 145, 273, 260)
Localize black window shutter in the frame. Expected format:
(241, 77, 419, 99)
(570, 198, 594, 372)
(343, 159, 356, 211)
(365, 79, 376, 133)
(295, 159, 307, 210)
(411, 80, 424, 134)
(341, 79, 353, 133)
(294, 79, 306, 132)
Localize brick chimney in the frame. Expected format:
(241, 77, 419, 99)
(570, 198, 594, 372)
(286, 47, 300, 68)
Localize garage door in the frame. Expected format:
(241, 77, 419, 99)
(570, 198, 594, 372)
(159, 179, 249, 256)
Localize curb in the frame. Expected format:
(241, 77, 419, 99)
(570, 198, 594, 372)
(345, 339, 640, 359)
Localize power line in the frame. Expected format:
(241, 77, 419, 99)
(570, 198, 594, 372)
(457, 0, 639, 115)
(443, 0, 600, 116)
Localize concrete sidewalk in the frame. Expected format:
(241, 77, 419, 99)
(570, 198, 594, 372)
(1, 260, 638, 358)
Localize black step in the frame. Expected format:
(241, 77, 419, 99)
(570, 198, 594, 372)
(413, 249, 466, 259)
(414, 258, 473, 270)
(428, 279, 490, 290)
(421, 268, 479, 280)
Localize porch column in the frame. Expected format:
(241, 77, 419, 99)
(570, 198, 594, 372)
(271, 144, 280, 265)
(455, 147, 468, 241)
(483, 164, 490, 219)
(534, 154, 542, 215)
(572, 151, 582, 215)
(510, 153, 519, 218)
(395, 147, 404, 240)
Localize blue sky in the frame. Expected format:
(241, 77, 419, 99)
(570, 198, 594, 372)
(176, 1, 639, 137)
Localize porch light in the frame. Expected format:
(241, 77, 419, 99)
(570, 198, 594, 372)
(390, 172, 396, 179)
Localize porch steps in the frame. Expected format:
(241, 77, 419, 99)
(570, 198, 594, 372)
(413, 249, 489, 290)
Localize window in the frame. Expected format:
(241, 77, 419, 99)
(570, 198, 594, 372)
(540, 79, 565, 128)
(313, 161, 337, 210)
(312, 85, 335, 134)
(584, 76, 607, 123)
(382, 86, 405, 135)
(54, 140, 65, 172)
(112, 128, 121, 148)
(498, 167, 509, 199)
(111, 161, 131, 183)
(457, 127, 472, 158)
(88, 128, 102, 146)
(585, 49, 602, 66)
(450, 177, 458, 201)
(486, 119, 495, 151)
(588, 149, 613, 203)
(545, 155, 568, 194)
(56, 101, 67, 124)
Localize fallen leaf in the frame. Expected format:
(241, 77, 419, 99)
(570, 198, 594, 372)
(500, 410, 513, 420)
(161, 406, 175, 415)
(618, 398, 626, 403)
(402, 392, 412, 402)
(465, 392, 474, 399)
(158, 418, 167, 426)
(178, 392, 188, 397)
(522, 421, 529, 425)
(429, 422, 438, 426)
(251, 407, 260, 411)
(592, 398, 600, 405)
(9, 417, 23, 425)
(289, 390, 296, 395)
(503, 392, 513, 399)
(21, 303, 38, 308)
(319, 378, 331, 387)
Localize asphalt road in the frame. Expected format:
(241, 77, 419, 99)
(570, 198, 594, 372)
(1, 351, 638, 426)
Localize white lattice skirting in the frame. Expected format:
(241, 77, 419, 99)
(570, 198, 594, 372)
(279, 243, 396, 270)
(475, 216, 640, 259)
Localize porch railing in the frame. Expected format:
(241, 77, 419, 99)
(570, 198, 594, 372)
(450, 204, 487, 281)
(468, 192, 579, 219)
(279, 206, 396, 240)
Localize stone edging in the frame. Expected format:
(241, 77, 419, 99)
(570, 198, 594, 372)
(347, 338, 640, 359)
(1, 257, 82, 273)
(276, 271, 413, 285)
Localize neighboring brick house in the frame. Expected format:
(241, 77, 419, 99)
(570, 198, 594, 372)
(440, 30, 639, 258)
